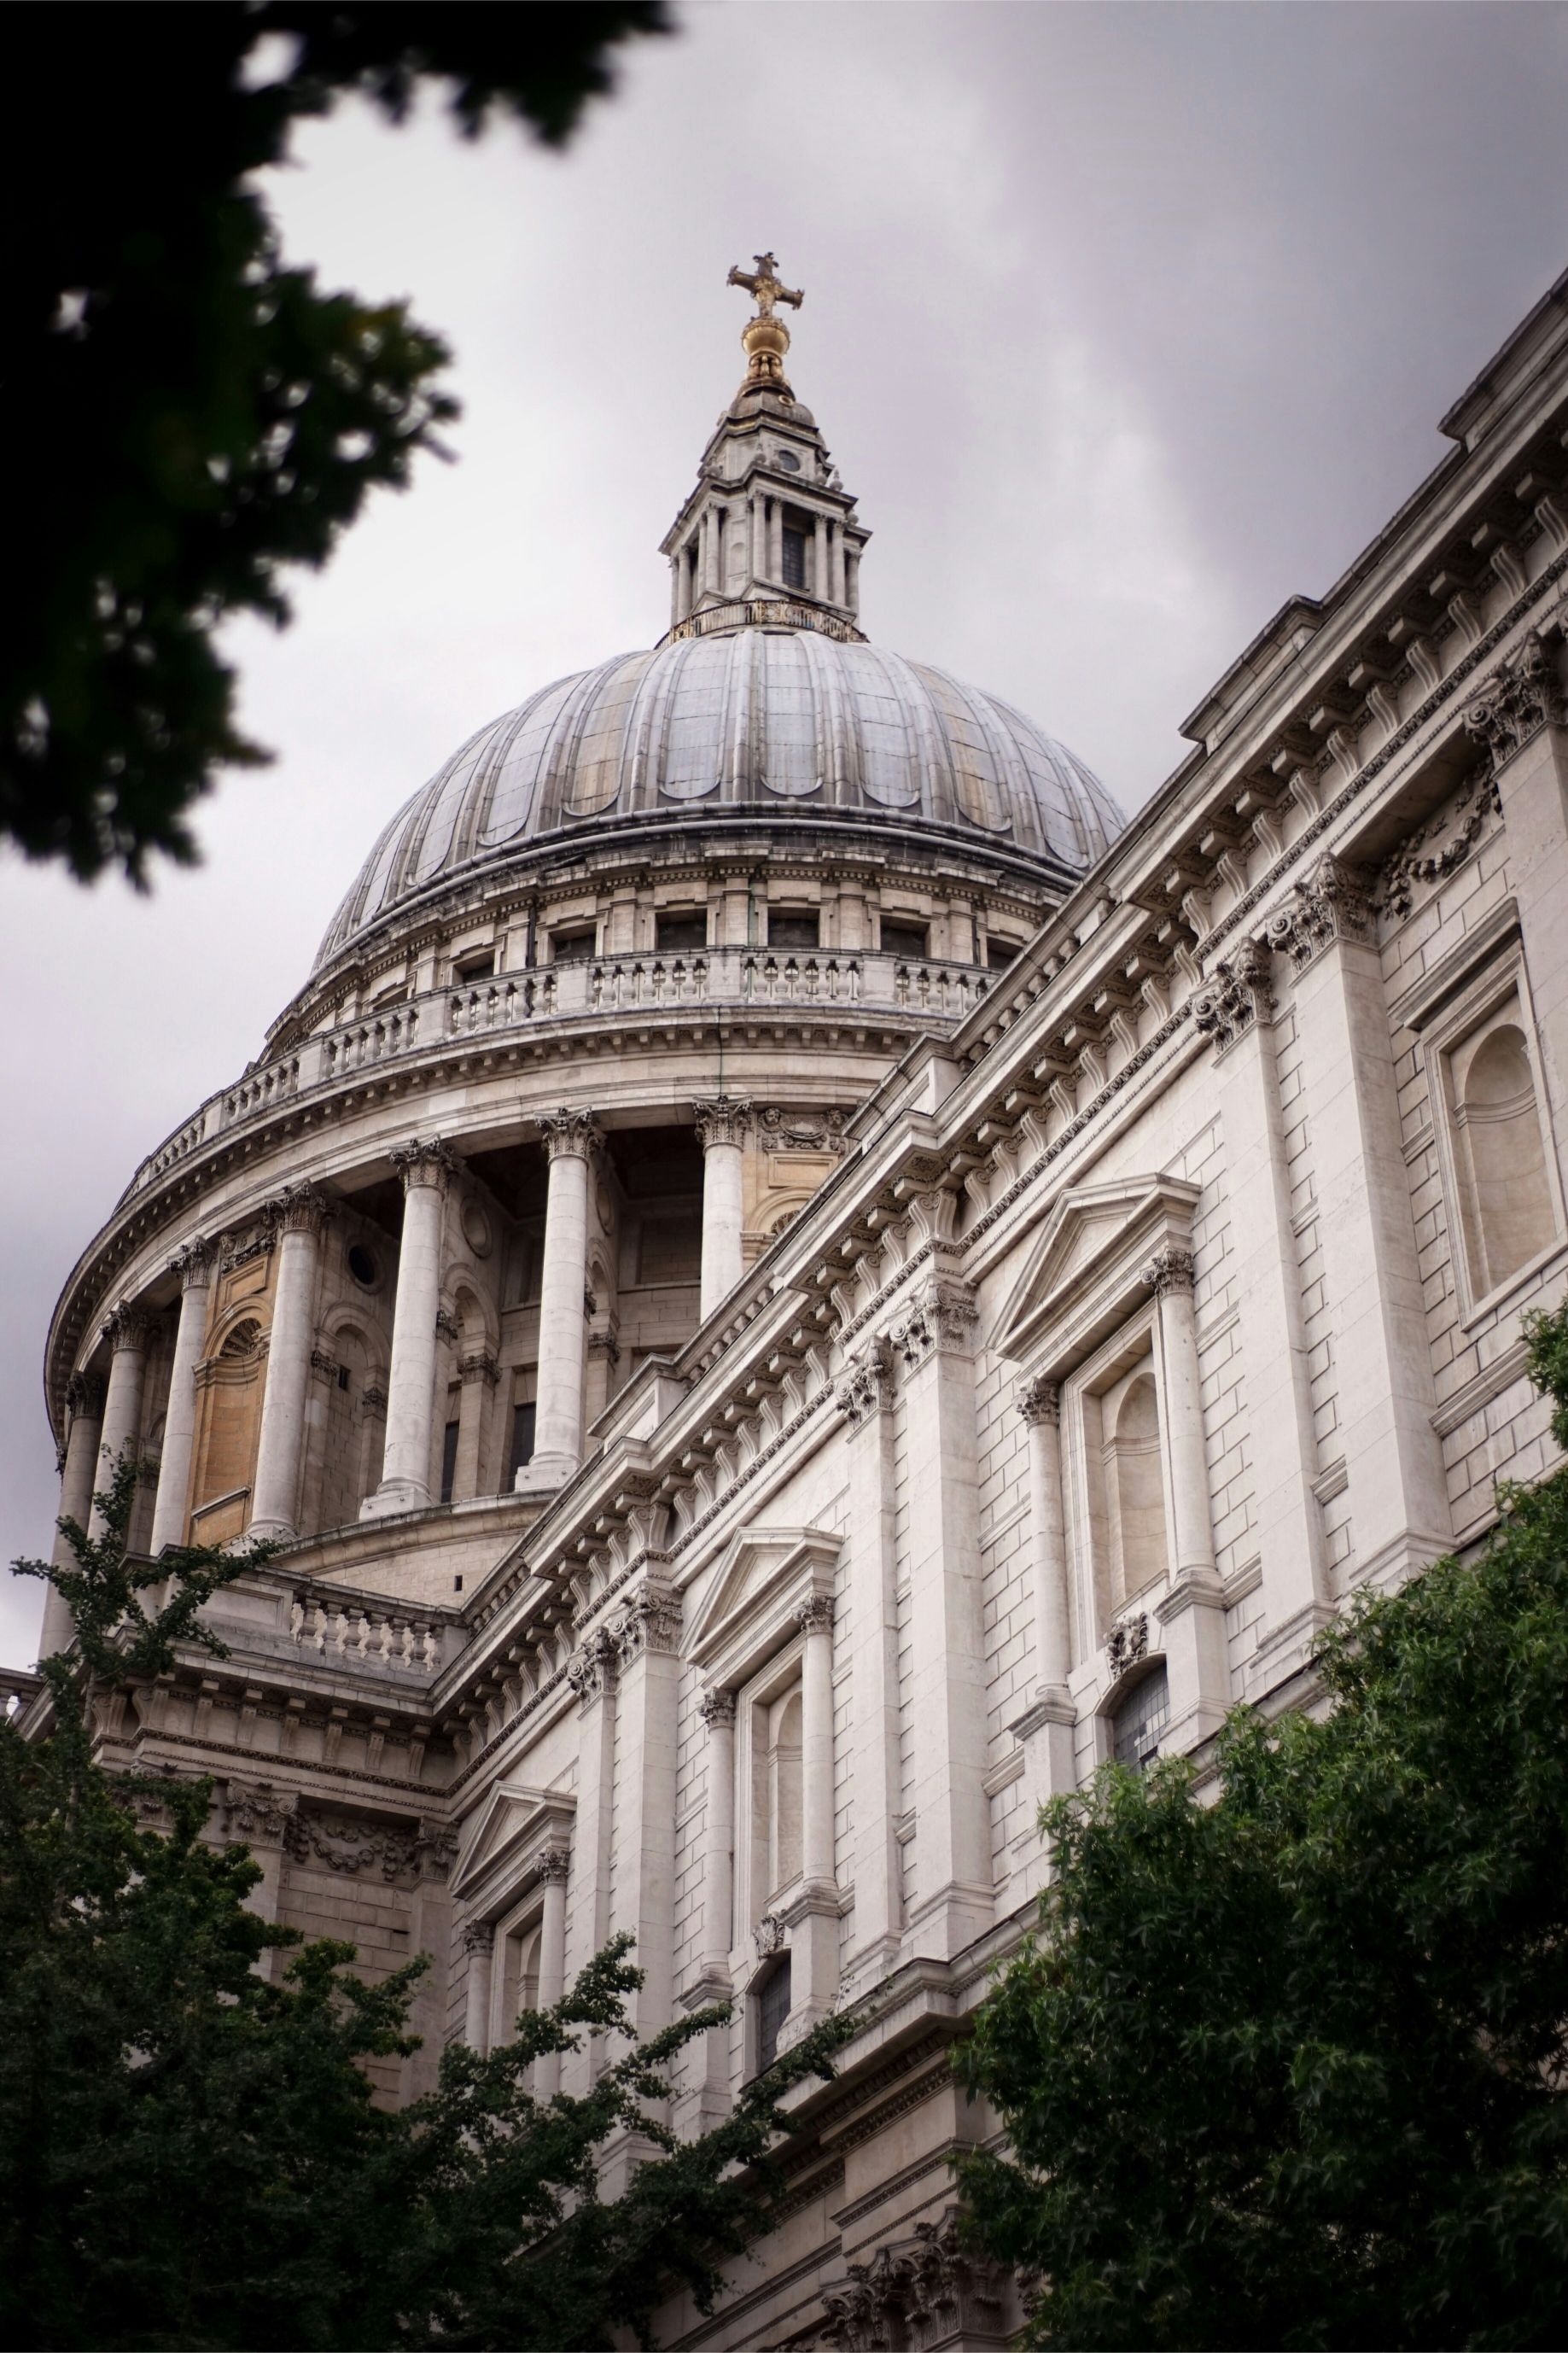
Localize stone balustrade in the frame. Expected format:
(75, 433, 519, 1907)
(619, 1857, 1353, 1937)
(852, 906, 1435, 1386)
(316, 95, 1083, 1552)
(118, 949, 991, 1205)
(288, 1589, 446, 1675)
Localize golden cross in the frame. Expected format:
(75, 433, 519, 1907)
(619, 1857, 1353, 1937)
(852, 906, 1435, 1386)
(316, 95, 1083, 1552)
(726, 251, 803, 319)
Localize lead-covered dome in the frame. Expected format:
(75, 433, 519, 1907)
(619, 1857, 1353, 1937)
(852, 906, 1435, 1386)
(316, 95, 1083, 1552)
(314, 628, 1124, 971)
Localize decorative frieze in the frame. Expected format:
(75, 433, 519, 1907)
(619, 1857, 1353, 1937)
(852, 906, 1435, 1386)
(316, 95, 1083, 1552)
(1463, 628, 1566, 767)
(221, 1778, 300, 1847)
(219, 1212, 278, 1274)
(283, 1809, 456, 1883)
(756, 1104, 848, 1153)
(890, 1279, 977, 1367)
(1261, 852, 1372, 967)
(1373, 765, 1501, 920)
(834, 1334, 894, 1424)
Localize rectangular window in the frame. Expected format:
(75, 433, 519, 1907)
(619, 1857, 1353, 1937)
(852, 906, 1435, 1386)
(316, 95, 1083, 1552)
(439, 1419, 460, 1505)
(551, 929, 596, 964)
(1111, 1667, 1169, 1772)
(454, 949, 495, 982)
(508, 1400, 537, 1480)
(986, 937, 1019, 972)
(768, 908, 819, 951)
(756, 1955, 792, 2073)
(656, 910, 708, 953)
(881, 920, 929, 961)
(781, 528, 807, 591)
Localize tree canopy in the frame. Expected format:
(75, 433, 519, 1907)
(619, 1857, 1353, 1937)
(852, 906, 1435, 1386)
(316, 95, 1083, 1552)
(2, 1457, 845, 2350)
(958, 1300, 1568, 2352)
(1, 3, 667, 885)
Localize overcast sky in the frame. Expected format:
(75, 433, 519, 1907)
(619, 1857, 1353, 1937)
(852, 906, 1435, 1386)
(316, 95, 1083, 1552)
(6, 0, 1568, 1662)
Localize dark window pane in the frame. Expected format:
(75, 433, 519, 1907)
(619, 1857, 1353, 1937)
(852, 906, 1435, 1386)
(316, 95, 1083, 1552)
(440, 1420, 460, 1505)
(882, 921, 929, 960)
(781, 528, 807, 591)
(508, 1401, 537, 1481)
(551, 930, 595, 963)
(455, 951, 494, 982)
(656, 912, 707, 952)
(987, 937, 1019, 972)
(757, 1954, 792, 2072)
(1111, 1666, 1169, 1772)
(769, 910, 819, 950)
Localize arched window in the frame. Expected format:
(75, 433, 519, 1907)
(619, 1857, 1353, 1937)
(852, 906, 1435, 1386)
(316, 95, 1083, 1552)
(767, 1690, 802, 1900)
(1111, 1666, 1169, 1772)
(755, 1954, 792, 2073)
(1454, 1021, 1555, 1295)
(495, 1920, 541, 2045)
(1103, 1369, 1169, 1612)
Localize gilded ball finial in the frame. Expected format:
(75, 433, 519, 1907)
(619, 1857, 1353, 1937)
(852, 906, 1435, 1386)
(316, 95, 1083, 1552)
(726, 251, 804, 388)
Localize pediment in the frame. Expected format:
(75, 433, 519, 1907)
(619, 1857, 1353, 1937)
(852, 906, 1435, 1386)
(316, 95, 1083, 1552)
(452, 1778, 575, 1909)
(990, 1172, 1200, 1370)
(686, 1525, 840, 1684)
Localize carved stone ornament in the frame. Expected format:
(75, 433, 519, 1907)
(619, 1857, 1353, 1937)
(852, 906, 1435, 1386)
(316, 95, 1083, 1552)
(458, 1349, 500, 1387)
(796, 1593, 836, 1636)
(834, 1334, 894, 1424)
(891, 1279, 978, 1367)
(391, 1136, 458, 1191)
(756, 1103, 848, 1154)
(274, 1181, 333, 1239)
(283, 1809, 455, 1883)
(691, 1093, 754, 1150)
(754, 1912, 786, 1958)
(818, 2208, 1007, 2353)
(1192, 936, 1274, 1050)
(462, 1920, 495, 1957)
(65, 1369, 107, 1422)
(221, 1778, 300, 1847)
(610, 1583, 683, 1666)
(102, 1302, 151, 1355)
(219, 1212, 278, 1274)
(536, 1842, 572, 1885)
(1016, 1373, 1062, 1428)
(537, 1106, 601, 1162)
(1373, 765, 1502, 920)
(700, 1685, 738, 1730)
(1107, 1611, 1150, 1674)
(567, 1626, 619, 1708)
(1261, 852, 1372, 968)
(434, 1307, 460, 1343)
(1141, 1248, 1196, 1298)
(1463, 629, 1567, 768)
(168, 1234, 217, 1287)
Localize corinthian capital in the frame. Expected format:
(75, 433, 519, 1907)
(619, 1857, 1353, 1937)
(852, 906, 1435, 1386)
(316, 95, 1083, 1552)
(102, 1302, 151, 1354)
(692, 1095, 754, 1151)
(1016, 1374, 1061, 1427)
(1464, 630, 1567, 768)
(1141, 1247, 1196, 1298)
(274, 1182, 333, 1238)
(537, 1107, 601, 1163)
(66, 1369, 107, 1422)
(391, 1136, 458, 1192)
(168, 1234, 217, 1287)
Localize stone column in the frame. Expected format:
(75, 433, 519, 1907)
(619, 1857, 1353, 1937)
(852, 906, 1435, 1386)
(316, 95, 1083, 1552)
(248, 1187, 330, 1542)
(767, 498, 782, 583)
(1011, 1375, 1076, 1815)
(1143, 1248, 1230, 1747)
(1278, 855, 1451, 1585)
(220, 1780, 298, 1983)
(463, 1922, 494, 2054)
(562, 1628, 617, 2095)
(607, 1583, 682, 2056)
(364, 1141, 456, 1518)
(149, 1238, 216, 1555)
(517, 1111, 598, 1491)
(703, 505, 723, 598)
(790, 1594, 841, 2032)
(452, 1348, 498, 1503)
(89, 1305, 151, 1538)
(694, 1095, 751, 1319)
(534, 1844, 571, 2098)
(836, 1339, 901, 1983)
(813, 513, 829, 603)
(1465, 634, 1568, 1151)
(831, 521, 846, 607)
(42, 1371, 105, 1656)
(697, 1688, 737, 1980)
(891, 1264, 994, 1960)
(1198, 942, 1331, 1675)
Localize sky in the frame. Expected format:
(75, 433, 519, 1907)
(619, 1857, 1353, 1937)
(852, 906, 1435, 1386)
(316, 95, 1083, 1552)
(5, 0, 1568, 1662)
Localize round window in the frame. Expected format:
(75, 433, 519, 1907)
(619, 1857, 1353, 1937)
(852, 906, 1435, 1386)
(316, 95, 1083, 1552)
(461, 1200, 493, 1259)
(347, 1243, 379, 1289)
(774, 448, 801, 473)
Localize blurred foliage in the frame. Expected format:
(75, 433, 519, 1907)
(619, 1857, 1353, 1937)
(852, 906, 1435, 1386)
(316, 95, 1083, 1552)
(958, 1299, 1568, 2350)
(3, 1452, 848, 2350)
(0, 3, 667, 884)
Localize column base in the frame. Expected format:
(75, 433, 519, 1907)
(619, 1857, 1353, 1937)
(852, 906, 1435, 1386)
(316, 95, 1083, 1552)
(513, 1453, 574, 1496)
(359, 1479, 433, 1521)
(243, 1516, 298, 1545)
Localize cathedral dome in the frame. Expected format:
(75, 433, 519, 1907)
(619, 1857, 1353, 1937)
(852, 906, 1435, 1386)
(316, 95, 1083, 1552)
(313, 626, 1123, 972)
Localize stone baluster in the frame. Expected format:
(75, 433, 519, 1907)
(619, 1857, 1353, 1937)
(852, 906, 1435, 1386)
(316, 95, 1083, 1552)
(534, 1845, 571, 2098)
(693, 1095, 752, 1319)
(88, 1305, 151, 1538)
(149, 1237, 216, 1555)
(249, 1187, 332, 1542)
(517, 1111, 599, 1492)
(364, 1141, 457, 1518)
(41, 1371, 106, 1657)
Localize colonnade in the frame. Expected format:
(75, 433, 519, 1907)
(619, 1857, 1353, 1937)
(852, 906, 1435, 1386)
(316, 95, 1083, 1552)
(44, 1101, 760, 1648)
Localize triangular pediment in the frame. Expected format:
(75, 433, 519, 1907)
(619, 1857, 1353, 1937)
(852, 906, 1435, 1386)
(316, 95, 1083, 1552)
(452, 1778, 575, 1906)
(990, 1172, 1200, 1369)
(685, 1525, 840, 1683)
